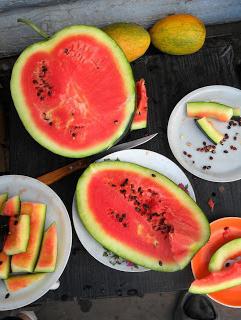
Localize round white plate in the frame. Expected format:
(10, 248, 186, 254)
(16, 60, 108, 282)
(72, 149, 196, 272)
(0, 175, 72, 311)
(167, 85, 241, 182)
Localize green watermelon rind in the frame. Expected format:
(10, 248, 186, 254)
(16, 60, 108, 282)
(76, 161, 210, 272)
(11, 25, 136, 158)
(208, 238, 241, 273)
(4, 273, 46, 292)
(131, 119, 147, 131)
(0, 253, 10, 280)
(0, 193, 8, 213)
(2, 195, 20, 216)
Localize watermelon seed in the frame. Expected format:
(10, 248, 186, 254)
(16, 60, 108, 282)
(0, 261, 2, 265)
(64, 48, 69, 54)
(135, 207, 141, 212)
(123, 223, 128, 228)
(114, 120, 119, 125)
(111, 184, 116, 187)
(32, 79, 38, 84)
(5, 293, 10, 299)
(120, 178, 128, 187)
(151, 174, 156, 177)
(224, 226, 229, 230)
(143, 204, 149, 210)
(225, 262, 230, 268)
(158, 261, 163, 266)
(14, 220, 18, 225)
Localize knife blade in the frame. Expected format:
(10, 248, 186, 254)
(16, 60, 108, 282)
(37, 133, 158, 185)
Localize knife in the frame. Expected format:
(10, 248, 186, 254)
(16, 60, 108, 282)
(37, 133, 158, 185)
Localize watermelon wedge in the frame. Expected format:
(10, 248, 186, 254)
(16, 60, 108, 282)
(11, 202, 46, 272)
(2, 195, 20, 216)
(0, 252, 10, 279)
(131, 79, 148, 130)
(0, 193, 8, 212)
(3, 215, 30, 255)
(11, 23, 136, 158)
(5, 273, 45, 292)
(76, 161, 210, 271)
(189, 261, 241, 294)
(35, 223, 57, 273)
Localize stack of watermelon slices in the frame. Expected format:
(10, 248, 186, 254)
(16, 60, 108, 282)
(0, 193, 57, 293)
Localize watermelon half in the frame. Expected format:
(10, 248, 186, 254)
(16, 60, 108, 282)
(11, 25, 135, 158)
(76, 161, 210, 271)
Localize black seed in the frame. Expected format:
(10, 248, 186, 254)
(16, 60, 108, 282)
(187, 154, 192, 158)
(111, 184, 116, 187)
(209, 156, 213, 160)
(192, 161, 195, 164)
(14, 220, 18, 225)
(223, 150, 228, 153)
(123, 223, 128, 228)
(0, 261, 2, 265)
(234, 136, 237, 140)
(114, 120, 119, 124)
(183, 151, 187, 155)
(5, 293, 10, 299)
(207, 166, 211, 169)
(120, 178, 128, 187)
(143, 204, 149, 210)
(203, 141, 206, 146)
(49, 122, 53, 126)
(202, 166, 207, 170)
(151, 174, 156, 177)
(135, 207, 141, 212)
(227, 125, 231, 129)
(120, 189, 126, 194)
(158, 261, 163, 266)
(64, 48, 69, 54)
(224, 226, 229, 230)
(225, 262, 230, 268)
(32, 79, 38, 84)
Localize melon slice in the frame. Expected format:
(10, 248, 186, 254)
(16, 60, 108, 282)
(35, 223, 57, 272)
(131, 79, 148, 130)
(5, 273, 45, 292)
(0, 252, 10, 279)
(187, 102, 233, 122)
(76, 161, 210, 271)
(11, 202, 46, 272)
(2, 195, 20, 216)
(209, 238, 241, 272)
(0, 193, 8, 212)
(11, 24, 136, 158)
(189, 261, 241, 294)
(3, 215, 30, 255)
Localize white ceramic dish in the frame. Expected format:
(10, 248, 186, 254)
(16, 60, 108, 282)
(0, 175, 72, 311)
(72, 149, 195, 272)
(168, 85, 241, 182)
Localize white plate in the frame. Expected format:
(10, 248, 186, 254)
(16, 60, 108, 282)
(0, 175, 72, 311)
(72, 149, 195, 272)
(167, 85, 241, 182)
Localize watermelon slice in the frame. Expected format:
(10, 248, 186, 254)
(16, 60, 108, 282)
(0, 193, 8, 212)
(11, 202, 46, 272)
(2, 195, 20, 216)
(76, 161, 210, 271)
(3, 215, 30, 255)
(5, 273, 45, 292)
(35, 223, 57, 272)
(189, 261, 241, 294)
(0, 252, 10, 279)
(11, 22, 136, 158)
(131, 79, 148, 130)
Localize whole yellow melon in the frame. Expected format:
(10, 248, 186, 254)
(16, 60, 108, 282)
(103, 22, 150, 62)
(150, 14, 206, 55)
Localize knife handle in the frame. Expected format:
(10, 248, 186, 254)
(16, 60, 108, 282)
(37, 158, 90, 185)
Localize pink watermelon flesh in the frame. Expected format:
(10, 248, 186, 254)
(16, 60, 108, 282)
(189, 261, 241, 294)
(2, 195, 20, 216)
(0, 193, 8, 212)
(131, 79, 148, 130)
(0, 251, 10, 279)
(4, 273, 45, 292)
(35, 223, 57, 272)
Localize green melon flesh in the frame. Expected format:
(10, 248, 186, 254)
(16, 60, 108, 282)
(209, 238, 241, 272)
(76, 161, 210, 272)
(0, 193, 8, 212)
(3, 215, 30, 255)
(2, 195, 20, 216)
(189, 261, 241, 294)
(35, 223, 57, 273)
(11, 202, 46, 273)
(187, 102, 233, 122)
(5, 273, 45, 292)
(195, 118, 224, 145)
(0, 252, 10, 280)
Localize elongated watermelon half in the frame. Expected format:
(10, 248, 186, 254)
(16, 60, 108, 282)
(3, 215, 30, 255)
(0, 193, 8, 212)
(5, 273, 45, 293)
(35, 223, 57, 273)
(11, 202, 46, 273)
(209, 238, 241, 272)
(2, 195, 20, 216)
(76, 161, 210, 271)
(11, 24, 135, 158)
(0, 252, 10, 279)
(131, 79, 148, 130)
(189, 261, 241, 294)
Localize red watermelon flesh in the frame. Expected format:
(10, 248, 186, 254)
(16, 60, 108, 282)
(5, 273, 45, 292)
(76, 161, 210, 271)
(35, 223, 57, 273)
(11, 26, 135, 158)
(2, 195, 20, 216)
(0, 251, 10, 279)
(131, 79, 148, 130)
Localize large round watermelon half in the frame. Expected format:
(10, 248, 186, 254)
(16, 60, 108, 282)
(11, 26, 136, 158)
(76, 161, 210, 271)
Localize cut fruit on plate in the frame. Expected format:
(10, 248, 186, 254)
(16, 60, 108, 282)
(2, 195, 20, 216)
(11, 21, 136, 158)
(209, 238, 241, 272)
(189, 261, 241, 294)
(187, 102, 233, 122)
(11, 202, 46, 273)
(131, 79, 148, 130)
(5, 273, 45, 293)
(3, 214, 30, 255)
(0, 193, 8, 212)
(195, 118, 224, 145)
(76, 160, 210, 272)
(0, 252, 10, 280)
(35, 223, 57, 273)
